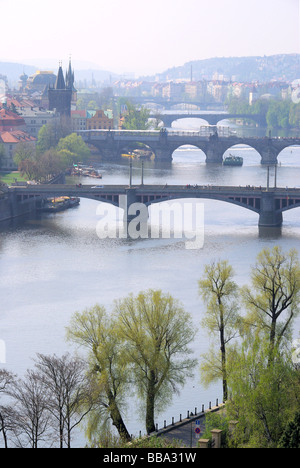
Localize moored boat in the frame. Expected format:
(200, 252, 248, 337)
(40, 197, 80, 213)
(223, 155, 243, 166)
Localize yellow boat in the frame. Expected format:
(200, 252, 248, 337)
(121, 153, 134, 158)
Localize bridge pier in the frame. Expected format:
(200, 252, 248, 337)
(120, 189, 149, 238)
(205, 140, 225, 164)
(259, 192, 283, 227)
(154, 148, 173, 163)
(260, 150, 278, 165)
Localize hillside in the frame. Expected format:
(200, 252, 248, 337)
(147, 54, 300, 83)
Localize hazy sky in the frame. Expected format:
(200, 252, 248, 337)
(1, 0, 299, 75)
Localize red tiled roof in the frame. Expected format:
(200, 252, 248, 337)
(0, 108, 26, 131)
(0, 130, 36, 144)
(0, 108, 24, 120)
(71, 110, 87, 117)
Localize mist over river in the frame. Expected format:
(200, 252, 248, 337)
(1, 119, 300, 446)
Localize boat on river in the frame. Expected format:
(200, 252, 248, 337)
(70, 165, 102, 179)
(40, 197, 80, 213)
(223, 155, 243, 166)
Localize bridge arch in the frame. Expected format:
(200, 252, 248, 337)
(142, 193, 260, 215)
(170, 117, 210, 130)
(277, 144, 300, 166)
(118, 141, 156, 160)
(222, 144, 262, 165)
(171, 144, 207, 163)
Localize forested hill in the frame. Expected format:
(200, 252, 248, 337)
(148, 54, 300, 82)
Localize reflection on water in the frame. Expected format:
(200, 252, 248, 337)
(1, 139, 300, 445)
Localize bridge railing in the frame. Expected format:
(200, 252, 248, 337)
(78, 128, 235, 139)
(78, 129, 300, 142)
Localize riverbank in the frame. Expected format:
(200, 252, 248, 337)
(0, 192, 38, 222)
(0, 172, 68, 223)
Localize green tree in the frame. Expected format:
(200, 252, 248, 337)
(57, 133, 90, 164)
(121, 101, 151, 130)
(115, 289, 197, 435)
(87, 100, 99, 111)
(266, 103, 279, 128)
(241, 246, 300, 359)
(66, 305, 131, 443)
(36, 123, 62, 155)
(198, 260, 240, 402)
(227, 334, 298, 447)
(279, 412, 300, 448)
(289, 103, 300, 128)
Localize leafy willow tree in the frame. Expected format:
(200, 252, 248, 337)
(198, 261, 240, 402)
(115, 289, 197, 435)
(241, 246, 300, 359)
(66, 305, 131, 443)
(227, 333, 299, 448)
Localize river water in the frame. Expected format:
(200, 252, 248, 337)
(1, 118, 300, 446)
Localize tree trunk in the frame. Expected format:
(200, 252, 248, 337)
(107, 389, 131, 442)
(219, 300, 228, 402)
(146, 371, 156, 435)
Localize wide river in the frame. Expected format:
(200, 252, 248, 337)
(1, 118, 300, 446)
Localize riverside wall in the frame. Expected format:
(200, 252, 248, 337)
(0, 194, 39, 223)
(0, 172, 66, 223)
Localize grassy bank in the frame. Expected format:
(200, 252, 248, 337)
(0, 172, 27, 185)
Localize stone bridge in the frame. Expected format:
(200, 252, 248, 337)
(156, 112, 265, 128)
(9, 183, 300, 228)
(79, 129, 300, 165)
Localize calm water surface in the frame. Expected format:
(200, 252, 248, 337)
(1, 123, 300, 445)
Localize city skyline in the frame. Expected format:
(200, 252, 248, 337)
(0, 0, 299, 76)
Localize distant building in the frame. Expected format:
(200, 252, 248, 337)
(26, 70, 56, 94)
(161, 82, 184, 100)
(48, 60, 75, 120)
(0, 108, 26, 132)
(17, 107, 60, 137)
(86, 109, 113, 130)
(0, 130, 36, 170)
(71, 110, 87, 132)
(0, 107, 37, 170)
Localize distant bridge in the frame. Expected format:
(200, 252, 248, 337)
(79, 129, 300, 165)
(9, 183, 300, 228)
(154, 112, 265, 128)
(122, 96, 225, 111)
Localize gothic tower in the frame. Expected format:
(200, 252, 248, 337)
(48, 60, 73, 118)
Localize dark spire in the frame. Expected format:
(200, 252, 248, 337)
(66, 56, 75, 91)
(55, 62, 66, 90)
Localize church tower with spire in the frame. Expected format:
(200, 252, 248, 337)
(48, 60, 74, 119)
